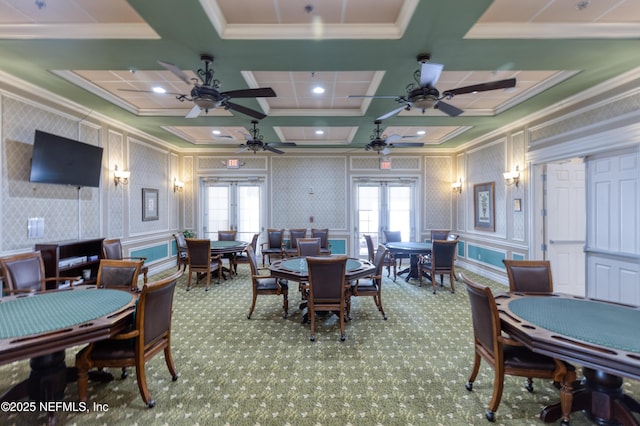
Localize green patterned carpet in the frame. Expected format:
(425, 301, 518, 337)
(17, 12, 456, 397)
(1, 266, 638, 425)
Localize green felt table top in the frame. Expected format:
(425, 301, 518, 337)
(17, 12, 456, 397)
(509, 297, 640, 353)
(385, 242, 432, 251)
(0, 288, 134, 340)
(210, 240, 246, 248)
(281, 258, 364, 273)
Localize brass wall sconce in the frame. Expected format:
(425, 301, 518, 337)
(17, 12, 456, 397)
(503, 166, 520, 187)
(451, 178, 463, 194)
(173, 177, 184, 192)
(113, 165, 130, 186)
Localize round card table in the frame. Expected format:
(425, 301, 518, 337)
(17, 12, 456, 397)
(497, 292, 640, 426)
(384, 242, 432, 282)
(0, 287, 136, 408)
(210, 240, 248, 278)
(270, 256, 376, 323)
(269, 256, 375, 282)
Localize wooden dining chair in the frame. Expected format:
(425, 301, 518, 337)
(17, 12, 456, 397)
(185, 238, 223, 291)
(297, 238, 322, 256)
(261, 228, 285, 265)
(285, 228, 307, 257)
(0, 251, 79, 294)
(419, 239, 458, 293)
(430, 229, 451, 241)
(460, 273, 574, 423)
(218, 230, 238, 275)
(503, 259, 554, 293)
(246, 244, 289, 319)
(310, 228, 331, 255)
(349, 244, 388, 320)
(383, 230, 406, 281)
(102, 239, 148, 284)
(96, 259, 143, 292)
(173, 233, 189, 272)
(75, 270, 183, 408)
(233, 233, 260, 273)
(364, 234, 394, 279)
(306, 255, 349, 341)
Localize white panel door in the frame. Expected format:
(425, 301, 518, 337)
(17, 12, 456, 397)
(546, 159, 586, 296)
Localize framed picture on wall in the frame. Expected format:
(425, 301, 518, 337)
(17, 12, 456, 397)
(142, 188, 159, 221)
(474, 182, 495, 231)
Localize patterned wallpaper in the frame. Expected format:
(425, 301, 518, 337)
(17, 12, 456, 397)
(129, 138, 170, 235)
(467, 141, 507, 238)
(271, 156, 347, 230)
(106, 130, 125, 238)
(510, 131, 526, 242)
(1, 97, 102, 251)
(423, 156, 453, 233)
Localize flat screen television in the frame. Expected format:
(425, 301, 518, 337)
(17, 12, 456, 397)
(29, 130, 103, 188)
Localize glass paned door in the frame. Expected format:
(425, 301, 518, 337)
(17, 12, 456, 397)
(204, 182, 262, 242)
(355, 181, 416, 258)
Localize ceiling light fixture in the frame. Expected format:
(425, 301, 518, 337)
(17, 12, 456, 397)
(212, 130, 221, 135)
(152, 87, 166, 94)
(417, 130, 426, 135)
(312, 86, 325, 94)
(315, 130, 324, 135)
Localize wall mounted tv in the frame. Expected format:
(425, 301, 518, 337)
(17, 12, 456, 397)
(29, 130, 103, 188)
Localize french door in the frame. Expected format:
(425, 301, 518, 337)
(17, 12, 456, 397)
(354, 180, 417, 258)
(202, 180, 263, 243)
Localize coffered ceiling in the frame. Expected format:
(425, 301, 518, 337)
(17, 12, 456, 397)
(0, 0, 638, 154)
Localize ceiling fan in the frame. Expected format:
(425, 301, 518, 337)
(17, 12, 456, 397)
(364, 120, 424, 155)
(236, 121, 296, 154)
(351, 53, 516, 120)
(121, 54, 276, 119)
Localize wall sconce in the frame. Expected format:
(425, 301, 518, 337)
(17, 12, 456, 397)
(451, 178, 463, 194)
(113, 165, 130, 186)
(503, 165, 520, 187)
(173, 177, 184, 192)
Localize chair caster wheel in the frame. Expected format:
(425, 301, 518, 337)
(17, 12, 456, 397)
(525, 383, 534, 392)
(172, 375, 178, 382)
(247, 315, 252, 319)
(485, 410, 495, 422)
(465, 382, 473, 391)
(148, 400, 156, 408)
(120, 370, 128, 379)
(340, 335, 346, 341)
(310, 335, 316, 341)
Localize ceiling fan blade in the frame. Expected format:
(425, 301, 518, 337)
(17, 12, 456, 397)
(225, 102, 267, 119)
(390, 142, 424, 148)
(419, 62, 444, 87)
(443, 78, 516, 97)
(157, 60, 192, 85)
(222, 88, 276, 98)
(376, 105, 407, 121)
(264, 145, 285, 154)
(185, 104, 201, 118)
(381, 147, 391, 156)
(347, 95, 399, 99)
(435, 101, 464, 117)
(118, 88, 186, 96)
(271, 142, 297, 147)
(235, 145, 250, 154)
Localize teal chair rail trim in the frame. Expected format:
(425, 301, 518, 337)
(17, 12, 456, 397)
(467, 244, 505, 268)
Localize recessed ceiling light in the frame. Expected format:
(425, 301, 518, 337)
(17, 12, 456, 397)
(152, 86, 166, 94)
(417, 130, 426, 135)
(212, 130, 221, 135)
(315, 130, 324, 135)
(312, 86, 325, 94)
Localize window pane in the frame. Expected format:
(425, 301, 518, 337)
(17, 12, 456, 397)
(237, 185, 260, 242)
(388, 186, 411, 241)
(207, 186, 229, 238)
